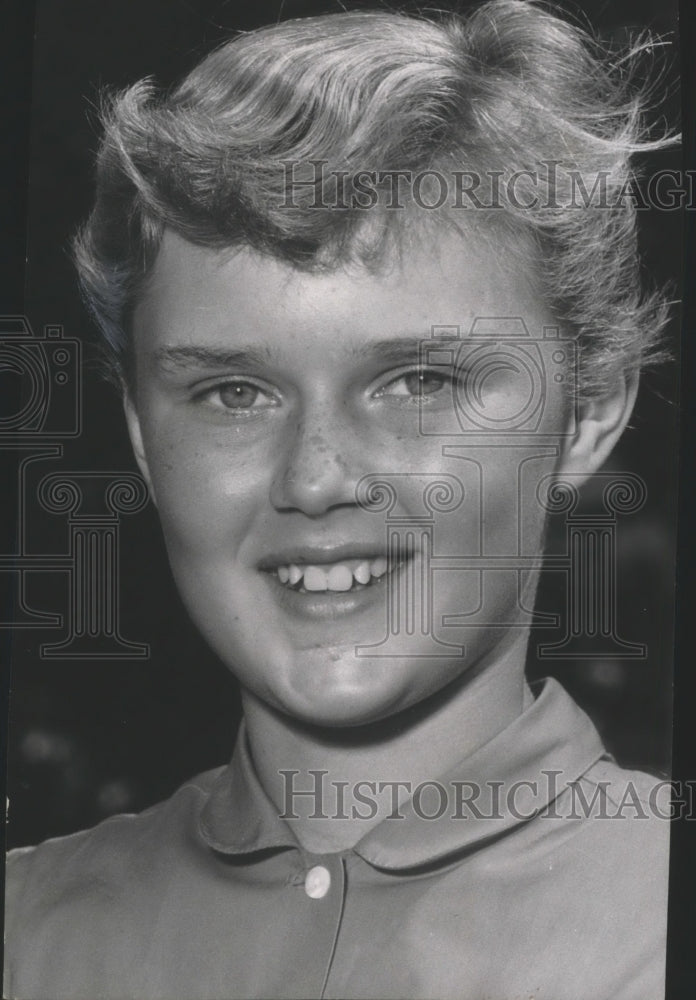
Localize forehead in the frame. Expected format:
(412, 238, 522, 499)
(133, 227, 553, 356)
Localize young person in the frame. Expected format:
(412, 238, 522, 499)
(4, 2, 675, 997)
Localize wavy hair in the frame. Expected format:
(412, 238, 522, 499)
(74, 0, 676, 394)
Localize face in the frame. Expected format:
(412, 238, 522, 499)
(126, 227, 622, 728)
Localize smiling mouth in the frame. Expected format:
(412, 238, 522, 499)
(268, 557, 402, 594)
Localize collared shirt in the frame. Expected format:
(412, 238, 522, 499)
(4, 678, 670, 1000)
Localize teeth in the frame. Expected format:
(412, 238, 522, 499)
(371, 556, 388, 578)
(304, 566, 328, 592)
(327, 565, 353, 591)
(273, 556, 397, 592)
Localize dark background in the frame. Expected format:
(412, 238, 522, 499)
(2, 0, 684, 853)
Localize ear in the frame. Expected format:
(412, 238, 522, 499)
(123, 388, 157, 507)
(557, 371, 639, 482)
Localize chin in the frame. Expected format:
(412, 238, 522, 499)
(259, 658, 415, 731)
(279, 695, 407, 731)
(284, 687, 404, 731)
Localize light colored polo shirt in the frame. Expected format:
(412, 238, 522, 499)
(4, 678, 670, 1000)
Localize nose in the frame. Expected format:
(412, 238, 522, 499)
(270, 405, 358, 517)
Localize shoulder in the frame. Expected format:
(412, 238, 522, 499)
(5, 764, 224, 937)
(567, 756, 671, 836)
(531, 758, 671, 999)
(8, 763, 222, 862)
(549, 756, 671, 875)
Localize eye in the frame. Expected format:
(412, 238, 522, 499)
(218, 383, 262, 409)
(193, 379, 278, 414)
(378, 368, 450, 401)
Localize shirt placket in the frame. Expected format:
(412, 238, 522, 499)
(283, 850, 346, 999)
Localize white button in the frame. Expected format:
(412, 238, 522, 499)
(304, 865, 331, 899)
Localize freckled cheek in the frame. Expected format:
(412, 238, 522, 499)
(143, 429, 271, 556)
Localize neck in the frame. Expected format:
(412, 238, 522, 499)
(242, 634, 530, 854)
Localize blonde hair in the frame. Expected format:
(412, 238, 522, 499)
(74, 0, 676, 393)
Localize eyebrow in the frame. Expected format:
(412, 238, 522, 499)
(150, 336, 442, 373)
(151, 345, 273, 372)
(359, 337, 435, 362)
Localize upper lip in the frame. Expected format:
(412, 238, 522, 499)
(257, 542, 392, 570)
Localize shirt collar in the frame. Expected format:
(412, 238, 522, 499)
(198, 724, 299, 855)
(198, 677, 606, 869)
